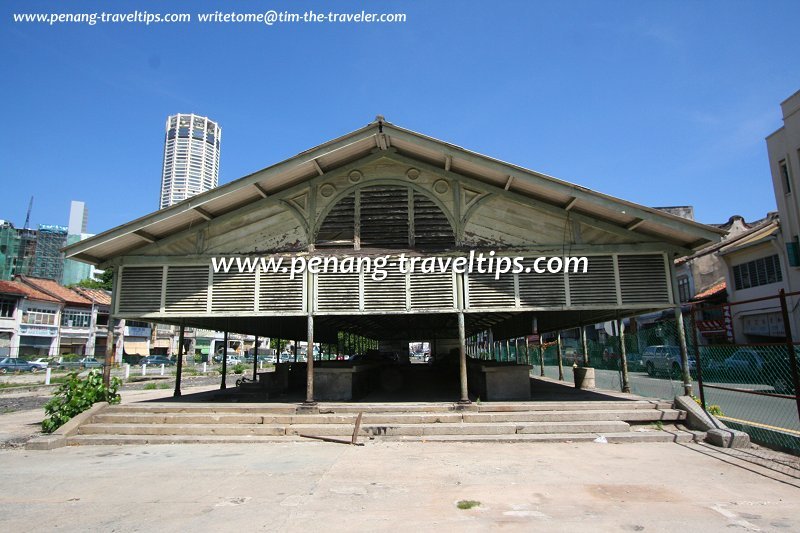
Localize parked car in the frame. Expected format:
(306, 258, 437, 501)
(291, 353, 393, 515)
(28, 358, 53, 370)
(0, 357, 39, 373)
(722, 348, 766, 376)
(641, 345, 697, 377)
(140, 355, 174, 366)
(57, 356, 103, 370)
(212, 350, 241, 364)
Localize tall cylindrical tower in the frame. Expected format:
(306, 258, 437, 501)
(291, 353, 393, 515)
(159, 113, 221, 209)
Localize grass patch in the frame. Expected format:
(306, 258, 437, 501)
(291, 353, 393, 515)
(456, 500, 481, 510)
(143, 383, 157, 390)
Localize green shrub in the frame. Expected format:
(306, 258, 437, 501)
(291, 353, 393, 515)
(232, 363, 246, 374)
(41, 370, 121, 433)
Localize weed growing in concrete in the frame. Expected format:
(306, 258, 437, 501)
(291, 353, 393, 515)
(457, 500, 480, 510)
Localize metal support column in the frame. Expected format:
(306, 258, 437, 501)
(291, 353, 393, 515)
(253, 335, 259, 378)
(220, 330, 228, 389)
(617, 318, 631, 393)
(581, 326, 589, 367)
(457, 311, 470, 403)
(556, 331, 564, 381)
(674, 306, 693, 397)
(174, 325, 184, 397)
(690, 305, 706, 410)
(305, 315, 315, 404)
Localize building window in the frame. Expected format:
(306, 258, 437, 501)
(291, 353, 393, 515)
(732, 254, 783, 290)
(780, 160, 791, 194)
(0, 298, 15, 318)
(22, 307, 57, 326)
(677, 276, 691, 302)
(61, 309, 91, 328)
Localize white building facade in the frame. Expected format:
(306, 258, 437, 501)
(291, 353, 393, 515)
(159, 113, 221, 209)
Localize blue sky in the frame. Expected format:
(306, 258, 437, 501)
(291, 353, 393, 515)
(2, 0, 799, 233)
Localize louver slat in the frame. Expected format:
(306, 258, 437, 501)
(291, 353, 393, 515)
(260, 270, 305, 312)
(316, 271, 359, 311)
(414, 193, 455, 249)
(467, 271, 516, 308)
(364, 264, 406, 311)
(569, 256, 617, 305)
(360, 187, 409, 248)
(165, 266, 208, 313)
(618, 255, 670, 304)
(211, 271, 255, 312)
(410, 270, 455, 310)
(518, 259, 566, 307)
(316, 193, 355, 248)
(118, 267, 163, 314)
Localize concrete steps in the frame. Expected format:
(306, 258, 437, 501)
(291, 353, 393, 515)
(66, 399, 690, 446)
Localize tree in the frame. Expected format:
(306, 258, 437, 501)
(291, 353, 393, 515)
(75, 268, 114, 290)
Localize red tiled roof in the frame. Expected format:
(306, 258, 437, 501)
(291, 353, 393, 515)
(72, 287, 112, 306)
(0, 279, 60, 303)
(691, 280, 727, 302)
(17, 276, 93, 306)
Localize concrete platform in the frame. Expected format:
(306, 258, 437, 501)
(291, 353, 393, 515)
(2, 441, 798, 531)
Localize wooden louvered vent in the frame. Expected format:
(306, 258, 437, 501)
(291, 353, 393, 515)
(569, 256, 617, 305)
(211, 271, 255, 312)
(315, 185, 455, 250)
(165, 266, 209, 313)
(316, 270, 359, 311)
(259, 270, 305, 312)
(410, 270, 455, 310)
(118, 267, 163, 314)
(363, 263, 406, 311)
(466, 271, 516, 308)
(518, 259, 566, 307)
(618, 254, 670, 304)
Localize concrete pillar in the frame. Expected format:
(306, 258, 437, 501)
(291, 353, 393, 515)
(556, 331, 564, 381)
(457, 312, 469, 403)
(124, 364, 130, 379)
(617, 318, 631, 393)
(305, 315, 315, 404)
(174, 325, 184, 397)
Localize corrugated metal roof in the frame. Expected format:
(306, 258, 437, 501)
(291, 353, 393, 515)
(64, 118, 725, 265)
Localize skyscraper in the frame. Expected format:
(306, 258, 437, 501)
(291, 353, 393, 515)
(159, 114, 221, 209)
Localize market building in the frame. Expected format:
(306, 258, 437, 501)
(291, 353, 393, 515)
(63, 117, 723, 402)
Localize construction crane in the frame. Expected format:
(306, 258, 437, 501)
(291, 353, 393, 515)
(23, 196, 33, 229)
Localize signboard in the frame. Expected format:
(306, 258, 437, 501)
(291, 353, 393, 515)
(742, 312, 784, 338)
(19, 324, 57, 337)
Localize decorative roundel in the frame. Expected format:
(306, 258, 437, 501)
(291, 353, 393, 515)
(406, 168, 420, 180)
(348, 170, 363, 183)
(319, 184, 336, 198)
(433, 179, 450, 194)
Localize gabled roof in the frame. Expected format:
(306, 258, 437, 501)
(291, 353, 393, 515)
(0, 279, 60, 303)
(718, 215, 780, 256)
(16, 276, 93, 307)
(72, 287, 112, 306)
(64, 117, 725, 264)
(691, 280, 727, 302)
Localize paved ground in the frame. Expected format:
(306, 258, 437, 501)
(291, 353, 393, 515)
(2, 382, 799, 531)
(0, 438, 798, 532)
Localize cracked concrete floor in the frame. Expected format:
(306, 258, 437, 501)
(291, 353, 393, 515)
(1, 439, 798, 532)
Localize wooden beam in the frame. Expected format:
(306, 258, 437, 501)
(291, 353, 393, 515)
(252, 183, 268, 198)
(564, 197, 578, 211)
(311, 159, 325, 176)
(625, 218, 645, 231)
(194, 207, 213, 221)
(133, 230, 157, 244)
(504, 175, 514, 191)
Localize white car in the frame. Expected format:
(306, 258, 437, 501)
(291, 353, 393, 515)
(28, 358, 52, 369)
